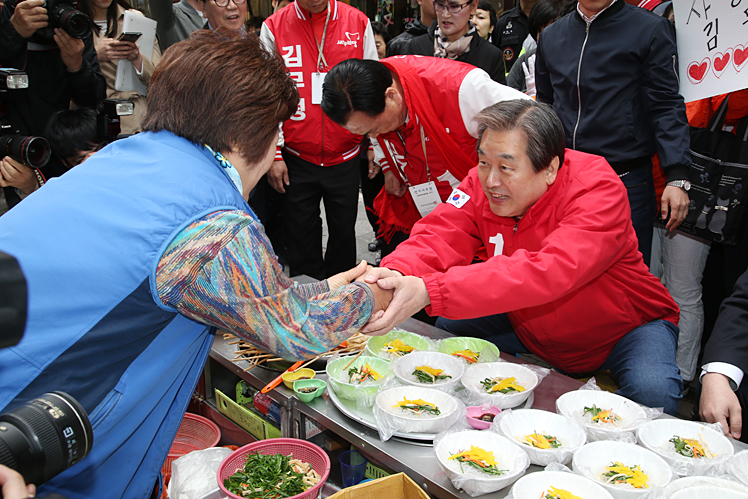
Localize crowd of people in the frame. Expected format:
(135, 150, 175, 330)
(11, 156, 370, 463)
(1, 0, 747, 497)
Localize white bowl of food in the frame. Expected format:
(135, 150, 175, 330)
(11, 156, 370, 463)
(670, 485, 748, 499)
(375, 386, 459, 435)
(511, 470, 615, 499)
(637, 419, 734, 476)
(572, 441, 673, 499)
(664, 476, 748, 498)
(556, 390, 647, 441)
(460, 362, 538, 409)
(392, 351, 465, 392)
(434, 430, 529, 496)
(498, 409, 586, 466)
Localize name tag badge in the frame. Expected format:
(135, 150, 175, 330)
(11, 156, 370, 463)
(409, 181, 442, 218)
(311, 72, 327, 105)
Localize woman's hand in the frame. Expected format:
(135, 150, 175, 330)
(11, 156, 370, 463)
(95, 37, 132, 63)
(327, 260, 369, 290)
(0, 464, 35, 499)
(121, 41, 143, 72)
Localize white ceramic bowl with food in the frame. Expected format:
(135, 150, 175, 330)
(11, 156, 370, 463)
(664, 476, 748, 498)
(727, 450, 748, 488)
(375, 386, 459, 434)
(392, 351, 465, 392)
(434, 430, 530, 496)
(637, 419, 734, 476)
(669, 485, 748, 499)
(511, 470, 615, 499)
(498, 408, 586, 466)
(556, 390, 647, 441)
(572, 440, 673, 499)
(460, 362, 538, 409)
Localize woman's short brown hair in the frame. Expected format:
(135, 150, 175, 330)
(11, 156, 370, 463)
(142, 29, 299, 165)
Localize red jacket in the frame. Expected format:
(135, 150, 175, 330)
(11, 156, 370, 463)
(260, 0, 377, 166)
(382, 149, 680, 373)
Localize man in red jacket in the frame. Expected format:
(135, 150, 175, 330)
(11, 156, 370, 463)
(364, 99, 684, 415)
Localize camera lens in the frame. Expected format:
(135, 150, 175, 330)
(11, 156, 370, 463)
(52, 4, 91, 39)
(0, 135, 51, 169)
(0, 392, 93, 486)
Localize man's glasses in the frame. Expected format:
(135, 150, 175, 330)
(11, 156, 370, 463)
(213, 0, 245, 7)
(433, 0, 472, 13)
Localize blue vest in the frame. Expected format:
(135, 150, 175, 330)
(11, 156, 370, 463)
(0, 131, 251, 498)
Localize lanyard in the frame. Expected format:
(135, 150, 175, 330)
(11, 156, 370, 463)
(314, 6, 331, 73)
(393, 123, 432, 186)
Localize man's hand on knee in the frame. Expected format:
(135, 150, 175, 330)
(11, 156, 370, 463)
(700, 372, 742, 440)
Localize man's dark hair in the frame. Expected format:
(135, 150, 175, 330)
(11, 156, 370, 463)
(476, 0, 497, 28)
(44, 108, 101, 160)
(475, 99, 565, 172)
(321, 59, 392, 126)
(528, 0, 569, 41)
(371, 21, 391, 45)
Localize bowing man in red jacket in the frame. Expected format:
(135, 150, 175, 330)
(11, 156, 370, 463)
(363, 99, 684, 416)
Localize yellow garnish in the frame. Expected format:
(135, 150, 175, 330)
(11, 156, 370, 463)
(447, 445, 497, 466)
(591, 410, 616, 423)
(362, 363, 382, 380)
(601, 462, 649, 489)
(384, 338, 414, 352)
(490, 377, 526, 392)
(545, 487, 583, 499)
(525, 433, 551, 449)
(415, 365, 444, 376)
(452, 350, 479, 363)
(394, 397, 435, 409)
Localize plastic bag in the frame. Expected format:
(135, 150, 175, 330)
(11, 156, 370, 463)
(725, 450, 748, 488)
(433, 427, 530, 497)
(556, 378, 662, 443)
(457, 361, 548, 410)
(168, 447, 233, 499)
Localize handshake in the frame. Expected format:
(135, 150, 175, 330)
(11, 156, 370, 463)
(328, 261, 432, 337)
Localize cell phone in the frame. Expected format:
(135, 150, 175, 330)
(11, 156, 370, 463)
(117, 32, 142, 43)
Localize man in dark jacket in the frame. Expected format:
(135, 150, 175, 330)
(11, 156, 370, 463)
(535, 0, 690, 267)
(700, 268, 748, 443)
(386, 0, 435, 56)
(491, 0, 537, 75)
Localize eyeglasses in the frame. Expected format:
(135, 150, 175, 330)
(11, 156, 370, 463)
(213, 0, 245, 7)
(433, 0, 472, 13)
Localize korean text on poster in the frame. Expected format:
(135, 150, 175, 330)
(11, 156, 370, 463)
(674, 0, 748, 102)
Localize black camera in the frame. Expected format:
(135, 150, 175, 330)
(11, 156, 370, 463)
(7, 0, 92, 44)
(0, 69, 51, 169)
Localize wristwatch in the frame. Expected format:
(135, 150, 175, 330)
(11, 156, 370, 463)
(667, 179, 691, 191)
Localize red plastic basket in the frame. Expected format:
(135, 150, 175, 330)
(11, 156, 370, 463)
(217, 438, 331, 499)
(161, 413, 221, 476)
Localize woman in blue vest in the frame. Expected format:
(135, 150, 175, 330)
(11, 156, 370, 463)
(0, 29, 389, 499)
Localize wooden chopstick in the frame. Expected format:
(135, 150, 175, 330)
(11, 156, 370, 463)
(342, 349, 364, 370)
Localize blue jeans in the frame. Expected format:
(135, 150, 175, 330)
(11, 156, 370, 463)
(619, 164, 657, 268)
(436, 315, 683, 416)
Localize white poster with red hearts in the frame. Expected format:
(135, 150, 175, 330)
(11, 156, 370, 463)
(673, 0, 748, 102)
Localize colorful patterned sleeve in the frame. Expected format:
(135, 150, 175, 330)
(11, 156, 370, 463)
(155, 210, 374, 360)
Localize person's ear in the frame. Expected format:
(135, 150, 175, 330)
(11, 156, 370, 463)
(545, 156, 559, 185)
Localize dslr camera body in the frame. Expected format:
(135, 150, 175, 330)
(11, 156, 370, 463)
(0, 69, 51, 169)
(7, 0, 92, 44)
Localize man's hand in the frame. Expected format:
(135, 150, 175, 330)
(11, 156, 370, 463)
(0, 156, 38, 194)
(367, 149, 380, 179)
(327, 260, 369, 290)
(700, 372, 742, 440)
(362, 269, 430, 335)
(10, 0, 47, 38)
(95, 37, 134, 63)
(383, 169, 406, 197)
(268, 160, 289, 194)
(0, 464, 35, 499)
(54, 28, 85, 72)
(661, 185, 689, 231)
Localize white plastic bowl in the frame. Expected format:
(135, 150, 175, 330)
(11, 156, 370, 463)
(375, 386, 459, 434)
(392, 351, 465, 392)
(572, 441, 673, 499)
(556, 390, 647, 441)
(460, 362, 538, 409)
(670, 485, 748, 499)
(727, 450, 748, 488)
(498, 409, 586, 466)
(637, 419, 734, 476)
(511, 470, 614, 499)
(664, 477, 748, 498)
(434, 430, 529, 496)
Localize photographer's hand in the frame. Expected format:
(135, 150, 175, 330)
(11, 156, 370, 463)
(0, 157, 39, 195)
(0, 464, 35, 499)
(54, 28, 84, 72)
(10, 0, 48, 38)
